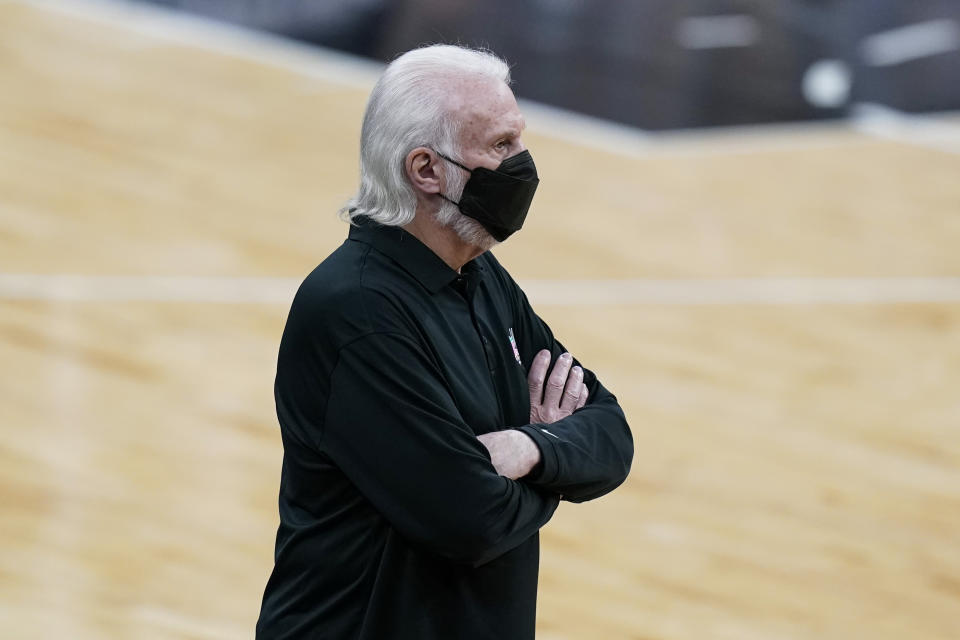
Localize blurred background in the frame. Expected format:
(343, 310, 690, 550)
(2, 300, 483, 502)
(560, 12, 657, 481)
(141, 0, 960, 128)
(2, 1, 959, 639)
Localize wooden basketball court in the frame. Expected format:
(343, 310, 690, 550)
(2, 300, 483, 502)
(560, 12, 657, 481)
(2, 1, 959, 638)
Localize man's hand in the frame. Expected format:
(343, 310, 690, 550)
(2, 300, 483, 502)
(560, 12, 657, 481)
(476, 350, 587, 480)
(528, 350, 587, 424)
(477, 430, 541, 480)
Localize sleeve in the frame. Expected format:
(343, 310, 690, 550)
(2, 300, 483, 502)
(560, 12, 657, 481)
(320, 331, 560, 567)
(505, 275, 634, 503)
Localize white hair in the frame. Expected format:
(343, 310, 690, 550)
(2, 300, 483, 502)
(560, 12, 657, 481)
(340, 44, 511, 231)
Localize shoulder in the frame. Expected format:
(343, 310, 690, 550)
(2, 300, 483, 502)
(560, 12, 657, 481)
(293, 238, 366, 316)
(286, 239, 417, 348)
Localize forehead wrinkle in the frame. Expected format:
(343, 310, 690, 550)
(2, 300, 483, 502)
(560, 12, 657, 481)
(439, 74, 522, 152)
(487, 111, 525, 142)
(440, 79, 490, 145)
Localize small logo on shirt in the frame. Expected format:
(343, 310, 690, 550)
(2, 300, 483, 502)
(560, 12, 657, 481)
(507, 327, 522, 365)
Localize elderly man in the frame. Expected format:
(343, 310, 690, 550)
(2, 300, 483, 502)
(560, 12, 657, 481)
(257, 45, 633, 639)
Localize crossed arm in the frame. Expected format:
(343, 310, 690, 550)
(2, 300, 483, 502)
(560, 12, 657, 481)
(477, 349, 587, 479)
(480, 258, 633, 503)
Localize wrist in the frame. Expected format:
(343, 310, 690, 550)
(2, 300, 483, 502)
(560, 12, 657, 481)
(513, 429, 542, 477)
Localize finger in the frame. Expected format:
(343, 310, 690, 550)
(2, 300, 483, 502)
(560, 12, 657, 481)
(559, 365, 584, 413)
(576, 380, 588, 409)
(527, 349, 552, 405)
(543, 352, 573, 409)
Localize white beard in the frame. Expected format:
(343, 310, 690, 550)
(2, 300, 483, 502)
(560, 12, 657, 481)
(433, 173, 499, 253)
(438, 204, 499, 252)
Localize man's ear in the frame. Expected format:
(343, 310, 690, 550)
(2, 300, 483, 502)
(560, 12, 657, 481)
(405, 147, 442, 196)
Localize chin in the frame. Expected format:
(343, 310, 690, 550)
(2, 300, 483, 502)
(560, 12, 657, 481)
(454, 217, 499, 252)
(436, 205, 500, 252)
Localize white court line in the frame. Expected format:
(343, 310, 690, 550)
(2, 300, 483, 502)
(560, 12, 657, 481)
(0, 275, 301, 304)
(522, 278, 960, 305)
(21, 0, 941, 160)
(20, 0, 385, 89)
(3, 274, 960, 305)
(851, 103, 960, 156)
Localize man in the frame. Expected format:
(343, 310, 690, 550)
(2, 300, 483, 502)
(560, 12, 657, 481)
(257, 44, 633, 639)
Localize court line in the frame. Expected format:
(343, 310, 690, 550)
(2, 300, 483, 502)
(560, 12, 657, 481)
(850, 103, 960, 156)
(20, 0, 385, 89)
(3, 274, 960, 305)
(24, 0, 957, 160)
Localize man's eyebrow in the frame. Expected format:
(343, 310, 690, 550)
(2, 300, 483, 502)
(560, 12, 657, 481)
(493, 121, 526, 140)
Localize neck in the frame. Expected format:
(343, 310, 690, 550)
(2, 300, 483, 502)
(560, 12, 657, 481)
(403, 209, 484, 272)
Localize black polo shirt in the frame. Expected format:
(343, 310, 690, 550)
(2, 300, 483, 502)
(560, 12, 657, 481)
(257, 218, 632, 639)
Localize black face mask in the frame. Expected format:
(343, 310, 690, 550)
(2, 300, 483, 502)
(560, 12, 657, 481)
(435, 150, 539, 242)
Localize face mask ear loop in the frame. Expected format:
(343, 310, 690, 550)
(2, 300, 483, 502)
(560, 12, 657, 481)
(433, 151, 472, 174)
(432, 150, 470, 207)
(437, 193, 461, 207)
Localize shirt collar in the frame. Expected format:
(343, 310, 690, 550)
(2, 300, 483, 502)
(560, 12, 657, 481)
(348, 217, 468, 294)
